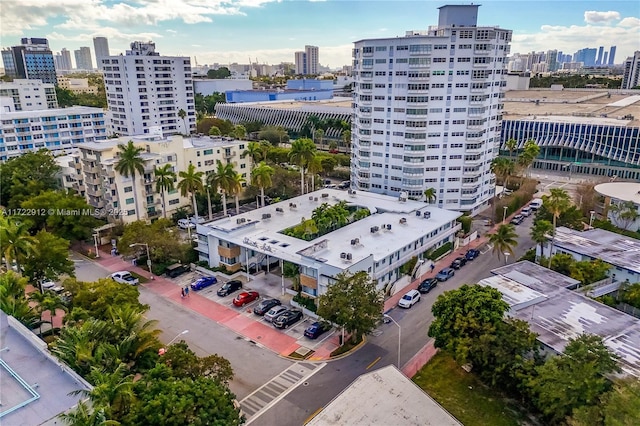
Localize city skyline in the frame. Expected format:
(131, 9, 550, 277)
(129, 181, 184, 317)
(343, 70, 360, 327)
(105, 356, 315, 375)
(1, 1, 638, 69)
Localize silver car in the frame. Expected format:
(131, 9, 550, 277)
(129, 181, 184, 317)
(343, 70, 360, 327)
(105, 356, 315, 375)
(264, 305, 288, 323)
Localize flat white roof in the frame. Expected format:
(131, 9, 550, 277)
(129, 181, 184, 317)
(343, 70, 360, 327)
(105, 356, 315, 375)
(478, 275, 547, 309)
(594, 182, 640, 205)
(2, 106, 104, 118)
(505, 114, 632, 126)
(306, 365, 462, 426)
(202, 189, 460, 267)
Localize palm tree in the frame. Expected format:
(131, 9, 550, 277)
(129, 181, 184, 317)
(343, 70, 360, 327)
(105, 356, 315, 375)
(209, 160, 236, 216)
(154, 164, 176, 219)
(489, 224, 518, 262)
(424, 187, 437, 204)
(505, 138, 517, 160)
(608, 200, 640, 230)
(252, 162, 275, 208)
(543, 188, 572, 268)
(75, 364, 136, 419)
(177, 164, 204, 220)
(314, 128, 325, 149)
(114, 141, 145, 221)
(289, 138, 316, 195)
(59, 400, 118, 426)
(530, 219, 554, 261)
(341, 129, 352, 153)
(228, 171, 245, 215)
(0, 215, 36, 271)
(40, 293, 67, 336)
(241, 141, 264, 169)
(517, 139, 540, 179)
(307, 155, 323, 191)
(490, 157, 515, 188)
(177, 108, 187, 134)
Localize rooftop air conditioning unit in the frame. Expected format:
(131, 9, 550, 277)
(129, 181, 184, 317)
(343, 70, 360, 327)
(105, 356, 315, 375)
(386, 224, 392, 230)
(321, 193, 329, 198)
(399, 196, 407, 202)
(399, 218, 407, 224)
(348, 189, 356, 195)
(346, 253, 352, 261)
(290, 203, 297, 209)
(416, 211, 422, 216)
(340, 252, 347, 259)
(423, 211, 431, 219)
(262, 213, 271, 219)
(351, 239, 357, 245)
(314, 197, 318, 202)
(276, 207, 284, 213)
(236, 218, 246, 224)
(309, 196, 314, 200)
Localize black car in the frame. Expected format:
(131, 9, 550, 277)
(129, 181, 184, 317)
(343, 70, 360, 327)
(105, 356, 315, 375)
(253, 298, 282, 316)
(465, 249, 480, 261)
(450, 256, 467, 270)
(166, 263, 190, 278)
(417, 278, 438, 294)
(273, 310, 303, 329)
(304, 322, 331, 339)
(217, 279, 242, 297)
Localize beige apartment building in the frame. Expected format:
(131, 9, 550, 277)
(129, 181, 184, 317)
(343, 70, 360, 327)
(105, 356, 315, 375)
(59, 132, 251, 223)
(57, 77, 99, 95)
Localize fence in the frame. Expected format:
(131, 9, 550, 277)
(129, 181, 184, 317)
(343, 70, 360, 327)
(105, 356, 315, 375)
(616, 303, 640, 319)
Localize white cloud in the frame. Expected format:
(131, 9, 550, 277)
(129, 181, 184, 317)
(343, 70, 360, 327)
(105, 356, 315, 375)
(584, 11, 621, 24)
(618, 17, 640, 27)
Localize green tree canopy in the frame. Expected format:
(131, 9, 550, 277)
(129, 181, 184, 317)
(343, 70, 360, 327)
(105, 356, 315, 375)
(258, 126, 289, 146)
(160, 342, 234, 384)
(0, 149, 60, 208)
(488, 224, 518, 261)
(0, 271, 39, 328)
(22, 230, 75, 284)
(116, 218, 193, 266)
(206, 67, 231, 79)
(317, 271, 383, 342)
(64, 278, 147, 322)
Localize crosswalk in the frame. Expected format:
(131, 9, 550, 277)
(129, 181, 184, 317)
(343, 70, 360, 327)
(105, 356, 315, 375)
(241, 362, 325, 423)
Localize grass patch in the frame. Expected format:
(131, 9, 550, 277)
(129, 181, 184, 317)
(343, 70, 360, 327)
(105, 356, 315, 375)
(330, 336, 363, 357)
(413, 352, 534, 426)
(288, 350, 315, 360)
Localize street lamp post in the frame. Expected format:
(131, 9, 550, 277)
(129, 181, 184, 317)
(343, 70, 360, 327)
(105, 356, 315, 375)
(589, 210, 596, 227)
(503, 206, 508, 223)
(130, 243, 152, 276)
(93, 232, 100, 258)
(167, 329, 189, 346)
(504, 252, 511, 264)
(384, 314, 401, 370)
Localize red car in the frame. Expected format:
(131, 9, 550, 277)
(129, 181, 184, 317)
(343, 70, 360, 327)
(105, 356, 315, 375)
(232, 291, 259, 307)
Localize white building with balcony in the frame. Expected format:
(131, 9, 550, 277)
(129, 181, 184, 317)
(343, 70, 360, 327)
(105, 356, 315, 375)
(100, 41, 196, 137)
(351, 4, 512, 214)
(0, 79, 58, 111)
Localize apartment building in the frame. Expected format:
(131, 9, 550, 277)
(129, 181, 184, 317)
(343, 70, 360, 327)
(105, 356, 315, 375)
(294, 45, 319, 75)
(0, 106, 107, 161)
(0, 79, 58, 111)
(93, 37, 110, 70)
(54, 48, 73, 72)
(351, 4, 512, 214)
(57, 77, 99, 95)
(74, 47, 93, 70)
(1, 38, 57, 84)
(621, 51, 640, 90)
(100, 41, 196, 137)
(61, 132, 252, 223)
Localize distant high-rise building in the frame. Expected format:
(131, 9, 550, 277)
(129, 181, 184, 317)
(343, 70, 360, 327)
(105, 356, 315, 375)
(101, 41, 195, 136)
(608, 46, 616, 66)
(351, 4, 512, 213)
(54, 48, 73, 71)
(621, 51, 640, 89)
(596, 46, 604, 65)
(305, 45, 319, 75)
(546, 49, 558, 72)
(574, 48, 597, 67)
(602, 52, 608, 66)
(1, 38, 57, 84)
(74, 47, 93, 70)
(294, 51, 306, 74)
(93, 37, 110, 69)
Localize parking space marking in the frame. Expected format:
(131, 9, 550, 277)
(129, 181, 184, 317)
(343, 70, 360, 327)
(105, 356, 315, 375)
(241, 362, 326, 424)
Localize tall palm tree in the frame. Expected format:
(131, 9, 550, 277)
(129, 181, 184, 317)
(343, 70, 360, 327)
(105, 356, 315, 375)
(0, 215, 36, 271)
(59, 400, 118, 426)
(69, 364, 135, 421)
(114, 141, 145, 221)
(177, 108, 187, 134)
(209, 160, 236, 216)
(505, 138, 517, 160)
(307, 155, 323, 192)
(40, 293, 67, 336)
(252, 162, 274, 208)
(424, 187, 437, 204)
(289, 138, 316, 195)
(341, 129, 352, 153)
(154, 164, 176, 219)
(530, 219, 554, 261)
(489, 224, 518, 262)
(517, 139, 540, 180)
(543, 188, 572, 268)
(490, 157, 515, 188)
(177, 164, 204, 220)
(228, 171, 245, 215)
(314, 128, 325, 149)
(241, 141, 264, 169)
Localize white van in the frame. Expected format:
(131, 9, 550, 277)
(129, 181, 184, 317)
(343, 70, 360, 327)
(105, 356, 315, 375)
(521, 206, 532, 217)
(529, 198, 543, 210)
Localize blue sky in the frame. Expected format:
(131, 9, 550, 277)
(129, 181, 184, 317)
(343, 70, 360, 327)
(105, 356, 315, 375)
(2, 1, 638, 68)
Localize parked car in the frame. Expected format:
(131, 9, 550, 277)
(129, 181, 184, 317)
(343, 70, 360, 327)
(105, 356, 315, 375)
(217, 280, 242, 297)
(465, 249, 480, 261)
(304, 322, 332, 339)
(41, 280, 57, 290)
(264, 305, 288, 322)
(436, 268, 455, 282)
(233, 291, 260, 307)
(254, 298, 282, 316)
(273, 310, 303, 329)
(338, 181, 350, 189)
(520, 206, 532, 217)
(177, 218, 195, 230)
(398, 289, 421, 308)
(189, 216, 205, 225)
(417, 278, 438, 294)
(510, 214, 525, 225)
(166, 263, 190, 278)
(450, 256, 467, 270)
(111, 271, 139, 286)
(191, 276, 217, 291)
(529, 198, 543, 210)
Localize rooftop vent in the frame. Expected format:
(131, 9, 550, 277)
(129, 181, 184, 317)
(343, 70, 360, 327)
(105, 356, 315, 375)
(399, 218, 407, 224)
(321, 193, 329, 198)
(416, 211, 422, 216)
(276, 207, 284, 213)
(348, 189, 357, 196)
(261, 213, 271, 220)
(236, 218, 246, 224)
(370, 226, 379, 233)
(423, 211, 431, 219)
(386, 224, 392, 230)
(351, 238, 360, 246)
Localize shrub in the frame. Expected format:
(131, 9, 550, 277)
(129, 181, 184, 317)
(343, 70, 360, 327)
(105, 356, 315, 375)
(293, 293, 317, 312)
(400, 257, 419, 276)
(427, 242, 453, 260)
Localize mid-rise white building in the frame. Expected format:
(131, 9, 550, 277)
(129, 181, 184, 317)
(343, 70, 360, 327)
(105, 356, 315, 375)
(294, 46, 319, 76)
(621, 51, 640, 90)
(100, 41, 196, 137)
(0, 79, 58, 111)
(351, 4, 511, 214)
(0, 106, 107, 161)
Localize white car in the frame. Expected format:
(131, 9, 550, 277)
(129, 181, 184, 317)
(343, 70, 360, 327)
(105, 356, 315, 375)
(398, 289, 421, 309)
(177, 219, 195, 230)
(189, 216, 205, 225)
(111, 271, 139, 285)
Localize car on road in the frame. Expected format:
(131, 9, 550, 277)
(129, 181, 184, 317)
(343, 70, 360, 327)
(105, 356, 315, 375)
(111, 271, 139, 286)
(233, 291, 260, 307)
(273, 310, 304, 329)
(465, 249, 480, 261)
(304, 322, 332, 339)
(398, 289, 421, 308)
(190, 276, 217, 291)
(217, 280, 242, 297)
(264, 305, 288, 322)
(436, 268, 455, 282)
(510, 214, 525, 225)
(520, 206, 532, 217)
(253, 298, 282, 316)
(177, 218, 195, 229)
(417, 278, 438, 294)
(450, 256, 467, 270)
(166, 263, 190, 278)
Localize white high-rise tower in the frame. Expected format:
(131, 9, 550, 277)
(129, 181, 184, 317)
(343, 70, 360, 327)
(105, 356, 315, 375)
(93, 37, 110, 69)
(351, 4, 512, 214)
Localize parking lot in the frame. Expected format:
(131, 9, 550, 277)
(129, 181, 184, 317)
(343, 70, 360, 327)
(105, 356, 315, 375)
(166, 269, 335, 351)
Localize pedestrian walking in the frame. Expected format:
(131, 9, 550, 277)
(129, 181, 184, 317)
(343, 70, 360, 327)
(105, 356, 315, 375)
(430, 263, 435, 272)
(184, 286, 190, 297)
(181, 288, 185, 298)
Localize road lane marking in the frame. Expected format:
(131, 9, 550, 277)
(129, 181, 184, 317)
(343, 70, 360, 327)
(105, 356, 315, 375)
(366, 356, 381, 370)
